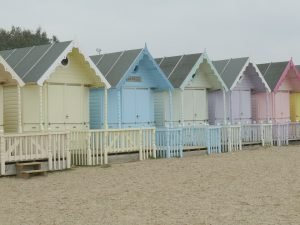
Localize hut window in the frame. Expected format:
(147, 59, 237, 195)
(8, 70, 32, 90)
(133, 65, 139, 73)
(61, 57, 69, 66)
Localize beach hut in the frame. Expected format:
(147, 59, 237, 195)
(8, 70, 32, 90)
(89, 46, 173, 129)
(212, 57, 270, 124)
(256, 60, 300, 123)
(0, 41, 110, 133)
(155, 52, 227, 127)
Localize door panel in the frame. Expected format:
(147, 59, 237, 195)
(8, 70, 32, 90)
(240, 90, 251, 120)
(194, 90, 207, 122)
(65, 86, 83, 124)
(48, 85, 64, 127)
(0, 86, 3, 131)
(183, 90, 194, 122)
(122, 89, 136, 126)
(230, 91, 240, 121)
(274, 92, 290, 120)
(135, 89, 150, 125)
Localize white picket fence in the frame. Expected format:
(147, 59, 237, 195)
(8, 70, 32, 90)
(70, 128, 156, 166)
(288, 122, 300, 141)
(182, 126, 207, 148)
(272, 123, 289, 146)
(0, 132, 70, 175)
(241, 123, 273, 146)
(156, 128, 183, 158)
(206, 126, 222, 154)
(221, 125, 242, 152)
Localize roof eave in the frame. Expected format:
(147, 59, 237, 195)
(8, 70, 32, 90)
(37, 41, 111, 88)
(179, 52, 229, 91)
(0, 55, 25, 86)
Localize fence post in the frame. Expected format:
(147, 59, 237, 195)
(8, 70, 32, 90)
(48, 134, 53, 171)
(0, 135, 6, 176)
(152, 128, 156, 159)
(139, 129, 143, 161)
(261, 124, 265, 146)
(66, 132, 71, 169)
(87, 132, 92, 165)
(104, 130, 108, 164)
(166, 129, 171, 158)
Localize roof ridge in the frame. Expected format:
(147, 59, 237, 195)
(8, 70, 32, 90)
(168, 55, 184, 79)
(13, 46, 36, 69)
(220, 58, 232, 75)
(104, 51, 125, 77)
(21, 43, 54, 79)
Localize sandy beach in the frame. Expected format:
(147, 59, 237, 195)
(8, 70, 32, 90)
(0, 145, 300, 225)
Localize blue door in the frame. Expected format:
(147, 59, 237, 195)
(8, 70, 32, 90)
(122, 88, 152, 127)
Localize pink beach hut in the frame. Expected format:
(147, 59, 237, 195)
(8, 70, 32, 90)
(255, 60, 300, 123)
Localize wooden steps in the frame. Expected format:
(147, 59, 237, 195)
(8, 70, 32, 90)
(16, 162, 47, 179)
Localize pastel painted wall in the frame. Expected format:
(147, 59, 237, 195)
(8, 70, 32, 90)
(290, 93, 300, 122)
(254, 92, 290, 123)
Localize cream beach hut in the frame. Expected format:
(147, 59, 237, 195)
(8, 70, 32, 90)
(0, 41, 110, 133)
(155, 52, 227, 127)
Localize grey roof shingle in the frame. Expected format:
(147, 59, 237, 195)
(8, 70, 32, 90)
(296, 65, 300, 73)
(156, 53, 202, 88)
(90, 49, 142, 87)
(0, 41, 72, 83)
(212, 57, 249, 89)
(257, 61, 289, 91)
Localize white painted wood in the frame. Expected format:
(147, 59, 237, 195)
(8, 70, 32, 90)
(0, 86, 3, 132)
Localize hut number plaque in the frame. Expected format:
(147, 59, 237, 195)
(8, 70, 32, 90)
(127, 76, 142, 82)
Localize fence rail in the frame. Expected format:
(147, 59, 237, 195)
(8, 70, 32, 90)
(221, 125, 242, 152)
(241, 123, 273, 146)
(0, 132, 70, 175)
(70, 128, 156, 166)
(273, 123, 289, 146)
(156, 128, 183, 158)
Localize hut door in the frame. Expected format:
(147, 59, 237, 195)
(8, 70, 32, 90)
(291, 93, 300, 122)
(64, 85, 84, 130)
(122, 88, 151, 127)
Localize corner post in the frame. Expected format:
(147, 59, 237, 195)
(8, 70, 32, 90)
(17, 85, 22, 133)
(104, 87, 108, 129)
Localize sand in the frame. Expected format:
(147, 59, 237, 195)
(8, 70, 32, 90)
(0, 145, 300, 225)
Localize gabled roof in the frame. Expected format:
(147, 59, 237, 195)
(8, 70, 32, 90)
(156, 52, 227, 90)
(91, 49, 142, 87)
(0, 41, 110, 87)
(90, 46, 173, 89)
(257, 61, 290, 91)
(212, 57, 249, 89)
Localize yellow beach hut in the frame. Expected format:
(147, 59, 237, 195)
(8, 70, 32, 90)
(0, 41, 110, 133)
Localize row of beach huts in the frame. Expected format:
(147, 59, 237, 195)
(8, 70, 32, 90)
(0, 40, 299, 176)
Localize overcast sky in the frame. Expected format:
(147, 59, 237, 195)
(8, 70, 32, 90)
(1, 0, 300, 64)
